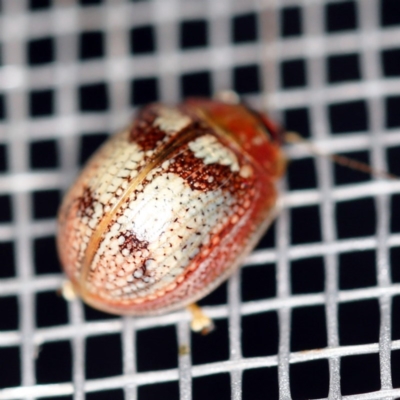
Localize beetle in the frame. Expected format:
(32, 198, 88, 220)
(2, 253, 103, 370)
(57, 96, 286, 325)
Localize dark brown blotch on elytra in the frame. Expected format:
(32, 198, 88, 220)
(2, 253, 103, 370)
(129, 106, 168, 151)
(116, 232, 155, 281)
(166, 144, 254, 195)
(76, 186, 96, 219)
(118, 231, 149, 256)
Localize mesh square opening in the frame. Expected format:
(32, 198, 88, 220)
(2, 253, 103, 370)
(290, 205, 322, 244)
(385, 96, 400, 128)
(130, 26, 156, 54)
(327, 53, 361, 83)
(86, 334, 122, 379)
(0, 296, 18, 331)
(390, 247, 400, 282)
(0, 241, 16, 278)
(255, 220, 275, 250)
(242, 368, 278, 399)
(233, 64, 260, 94)
(381, 48, 400, 77)
(79, 31, 105, 60)
(181, 71, 212, 97)
(280, 59, 307, 89)
(36, 291, 68, 327)
(191, 319, 229, 364)
(32, 189, 61, 220)
(197, 281, 227, 306)
(36, 341, 72, 384)
(0, 194, 12, 223)
(280, 6, 302, 37)
(0, 347, 20, 388)
(291, 305, 327, 351)
(180, 20, 208, 49)
(33, 235, 61, 275)
(131, 77, 159, 106)
(136, 326, 177, 371)
(232, 13, 258, 43)
(325, 1, 358, 32)
(283, 107, 311, 138)
(29, 89, 54, 117)
(27, 37, 55, 65)
(380, 0, 400, 26)
(328, 100, 368, 133)
(291, 257, 325, 294)
(391, 295, 400, 340)
(241, 263, 276, 301)
(79, 83, 109, 112)
(0, 144, 7, 172)
(341, 353, 380, 395)
(0, 95, 6, 120)
(391, 349, 400, 388)
(79, 132, 109, 166)
(138, 382, 179, 400)
(336, 197, 376, 239)
(87, 390, 124, 400)
(387, 146, 400, 176)
(333, 150, 371, 185)
(290, 360, 329, 399)
(390, 194, 400, 233)
(339, 250, 377, 290)
(83, 304, 119, 321)
(339, 299, 380, 345)
(192, 373, 230, 400)
(29, 139, 59, 170)
(287, 157, 317, 190)
(242, 312, 278, 357)
(29, 0, 51, 10)
(80, 0, 103, 5)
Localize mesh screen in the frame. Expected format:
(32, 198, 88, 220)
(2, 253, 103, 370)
(1, 0, 400, 399)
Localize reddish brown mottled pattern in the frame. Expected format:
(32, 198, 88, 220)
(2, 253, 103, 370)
(76, 186, 96, 219)
(130, 106, 168, 151)
(118, 231, 151, 277)
(167, 144, 242, 192)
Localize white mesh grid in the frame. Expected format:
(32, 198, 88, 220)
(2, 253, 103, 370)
(0, 0, 400, 399)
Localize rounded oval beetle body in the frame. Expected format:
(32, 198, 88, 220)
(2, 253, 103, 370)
(57, 98, 286, 315)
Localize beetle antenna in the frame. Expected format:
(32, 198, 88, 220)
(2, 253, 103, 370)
(285, 131, 399, 181)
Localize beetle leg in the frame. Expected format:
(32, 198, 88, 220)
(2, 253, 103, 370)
(59, 280, 78, 302)
(186, 303, 215, 335)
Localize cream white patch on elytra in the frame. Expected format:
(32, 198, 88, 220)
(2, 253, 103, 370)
(90, 172, 235, 299)
(188, 134, 240, 172)
(153, 106, 191, 133)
